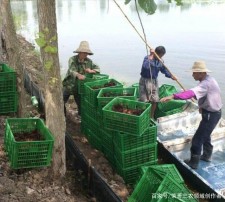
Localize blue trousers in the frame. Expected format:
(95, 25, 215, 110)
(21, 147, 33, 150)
(191, 109, 222, 155)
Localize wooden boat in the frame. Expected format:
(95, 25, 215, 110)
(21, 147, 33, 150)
(156, 100, 225, 201)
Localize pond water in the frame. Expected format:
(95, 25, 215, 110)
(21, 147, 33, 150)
(11, 0, 225, 115)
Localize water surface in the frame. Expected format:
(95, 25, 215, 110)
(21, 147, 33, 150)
(11, 0, 225, 115)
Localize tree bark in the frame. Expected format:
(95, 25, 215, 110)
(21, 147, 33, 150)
(37, 0, 66, 178)
(0, 0, 26, 117)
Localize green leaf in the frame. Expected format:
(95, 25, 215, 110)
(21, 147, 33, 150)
(167, 0, 183, 5)
(44, 60, 53, 71)
(35, 38, 46, 48)
(50, 77, 58, 84)
(175, 0, 183, 6)
(125, 0, 132, 4)
(138, 0, 157, 15)
(38, 32, 45, 38)
(50, 35, 57, 42)
(44, 27, 49, 33)
(44, 46, 58, 54)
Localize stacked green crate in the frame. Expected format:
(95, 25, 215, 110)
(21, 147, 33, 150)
(80, 97, 103, 151)
(84, 78, 123, 107)
(115, 161, 155, 186)
(81, 77, 123, 153)
(113, 120, 157, 151)
(128, 165, 198, 202)
(78, 73, 109, 94)
(100, 127, 115, 165)
(0, 63, 17, 114)
(80, 74, 109, 136)
(141, 164, 184, 184)
(4, 118, 54, 169)
(131, 83, 139, 98)
(155, 84, 187, 118)
(97, 87, 137, 109)
(112, 120, 157, 186)
(80, 76, 101, 131)
(95, 87, 137, 164)
(102, 97, 151, 136)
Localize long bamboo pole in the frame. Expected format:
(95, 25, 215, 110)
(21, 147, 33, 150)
(113, 0, 186, 91)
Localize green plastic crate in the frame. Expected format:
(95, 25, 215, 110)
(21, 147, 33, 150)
(83, 114, 101, 137)
(155, 107, 187, 119)
(81, 98, 103, 123)
(103, 97, 151, 136)
(0, 63, 17, 92)
(128, 169, 163, 202)
(128, 168, 197, 202)
(157, 84, 187, 113)
(102, 144, 114, 165)
(100, 128, 115, 165)
(87, 130, 102, 151)
(78, 73, 109, 94)
(113, 119, 157, 151)
(131, 83, 139, 98)
(4, 118, 54, 169)
(115, 158, 157, 186)
(0, 91, 18, 114)
(154, 175, 197, 202)
(141, 164, 184, 184)
(97, 87, 137, 108)
(114, 143, 157, 168)
(101, 128, 114, 152)
(80, 119, 89, 135)
(84, 79, 123, 107)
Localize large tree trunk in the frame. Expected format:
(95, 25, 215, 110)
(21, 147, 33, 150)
(37, 0, 66, 178)
(0, 0, 26, 117)
(0, 15, 3, 62)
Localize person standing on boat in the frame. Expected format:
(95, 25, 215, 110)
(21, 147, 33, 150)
(160, 61, 222, 169)
(139, 46, 177, 119)
(62, 41, 100, 118)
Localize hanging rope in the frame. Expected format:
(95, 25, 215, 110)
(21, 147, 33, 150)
(112, 0, 186, 92)
(134, 0, 154, 101)
(134, 0, 148, 55)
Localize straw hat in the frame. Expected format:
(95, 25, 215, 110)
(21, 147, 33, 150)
(73, 41, 93, 55)
(190, 61, 211, 73)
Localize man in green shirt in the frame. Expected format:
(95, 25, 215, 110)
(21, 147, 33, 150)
(63, 41, 100, 117)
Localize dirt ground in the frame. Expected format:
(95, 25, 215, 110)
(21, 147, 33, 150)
(0, 35, 130, 202)
(0, 97, 130, 202)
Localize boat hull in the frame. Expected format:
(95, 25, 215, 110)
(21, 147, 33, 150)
(157, 101, 225, 201)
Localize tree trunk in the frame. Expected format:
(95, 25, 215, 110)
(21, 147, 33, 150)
(0, 14, 3, 62)
(37, 0, 66, 178)
(0, 0, 26, 117)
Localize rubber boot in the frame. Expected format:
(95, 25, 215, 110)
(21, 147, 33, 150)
(200, 145, 213, 162)
(184, 154, 200, 169)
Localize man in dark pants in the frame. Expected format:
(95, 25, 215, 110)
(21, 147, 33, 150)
(160, 61, 222, 169)
(62, 41, 100, 118)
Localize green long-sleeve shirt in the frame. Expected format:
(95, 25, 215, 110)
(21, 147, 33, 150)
(63, 55, 100, 92)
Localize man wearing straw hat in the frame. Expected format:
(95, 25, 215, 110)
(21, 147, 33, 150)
(63, 41, 100, 118)
(160, 61, 222, 169)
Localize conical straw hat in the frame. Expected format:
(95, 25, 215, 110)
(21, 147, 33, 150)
(189, 61, 211, 72)
(73, 41, 93, 55)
